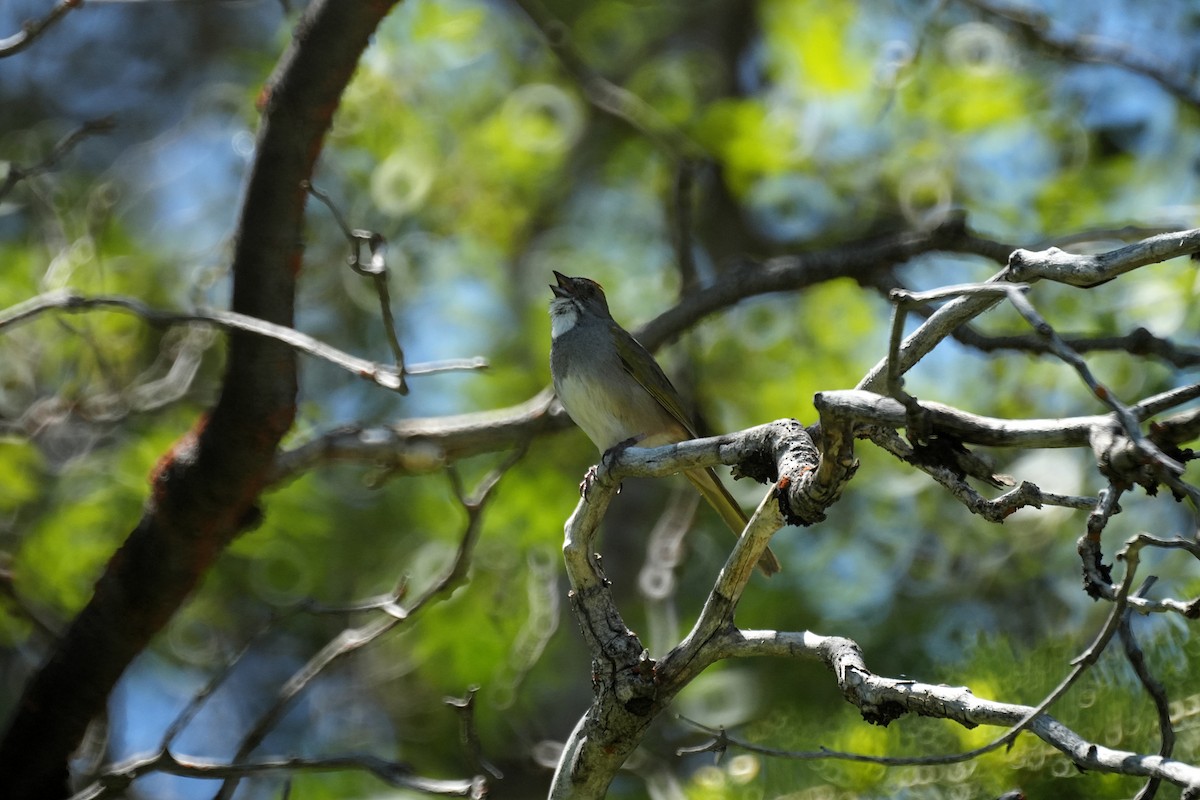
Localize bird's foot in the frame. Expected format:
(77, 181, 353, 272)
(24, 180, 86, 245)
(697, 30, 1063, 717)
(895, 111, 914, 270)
(579, 465, 600, 498)
(602, 434, 644, 467)
(579, 436, 644, 498)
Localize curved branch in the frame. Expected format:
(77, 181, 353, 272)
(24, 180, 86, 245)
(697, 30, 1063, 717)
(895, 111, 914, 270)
(951, 324, 1200, 369)
(858, 228, 1200, 392)
(710, 628, 1200, 789)
(1005, 229, 1200, 287)
(0, 289, 486, 394)
(0, 4, 402, 797)
(552, 420, 826, 799)
(67, 751, 481, 800)
(0, 0, 79, 58)
(270, 390, 564, 485)
(638, 214, 1008, 350)
(960, 0, 1200, 111)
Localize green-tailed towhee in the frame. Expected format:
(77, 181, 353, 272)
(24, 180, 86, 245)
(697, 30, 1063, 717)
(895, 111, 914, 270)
(549, 271, 781, 577)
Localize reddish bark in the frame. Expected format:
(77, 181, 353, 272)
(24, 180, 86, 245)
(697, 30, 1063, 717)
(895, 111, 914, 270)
(0, 2, 402, 797)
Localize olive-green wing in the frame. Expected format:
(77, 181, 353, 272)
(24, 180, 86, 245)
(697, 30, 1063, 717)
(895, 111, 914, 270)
(612, 326, 699, 437)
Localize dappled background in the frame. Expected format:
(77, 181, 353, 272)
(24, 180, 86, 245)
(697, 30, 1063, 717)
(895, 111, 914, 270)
(2, 0, 1200, 797)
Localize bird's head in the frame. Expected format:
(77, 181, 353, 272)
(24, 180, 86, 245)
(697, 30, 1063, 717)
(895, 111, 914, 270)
(550, 271, 612, 336)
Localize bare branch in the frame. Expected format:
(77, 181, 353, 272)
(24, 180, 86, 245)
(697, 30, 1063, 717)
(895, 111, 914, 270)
(711, 588, 1200, 792)
(814, 387, 1200, 451)
(0, 118, 114, 201)
(552, 421, 826, 799)
(0, 289, 486, 394)
(0, 5, 407, 795)
(0, 0, 81, 58)
(960, 0, 1200, 110)
(270, 390, 561, 485)
(307, 182, 410, 393)
(1006, 229, 1200, 288)
(951, 324, 1200, 369)
(858, 228, 1200, 392)
(993, 285, 1190, 493)
(68, 750, 482, 800)
(863, 426, 1096, 520)
(509, 0, 703, 158)
(1122, 579, 1175, 800)
(640, 214, 1006, 351)
(212, 453, 521, 799)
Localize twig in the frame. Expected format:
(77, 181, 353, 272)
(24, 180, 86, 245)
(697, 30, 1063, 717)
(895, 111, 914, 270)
(959, 0, 1200, 110)
(306, 182, 409, 393)
(0, 289, 486, 394)
(0, 117, 114, 201)
(0, 0, 81, 58)
(1121, 578, 1175, 800)
(445, 687, 503, 780)
(68, 750, 482, 800)
(858, 228, 1200, 392)
(212, 450, 524, 799)
(508, 0, 703, 158)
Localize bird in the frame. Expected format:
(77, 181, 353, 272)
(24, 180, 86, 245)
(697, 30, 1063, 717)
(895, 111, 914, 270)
(548, 271, 781, 576)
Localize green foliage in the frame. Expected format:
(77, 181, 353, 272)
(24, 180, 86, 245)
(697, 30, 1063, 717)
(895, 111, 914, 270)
(3, 0, 1200, 797)
(0, 441, 43, 515)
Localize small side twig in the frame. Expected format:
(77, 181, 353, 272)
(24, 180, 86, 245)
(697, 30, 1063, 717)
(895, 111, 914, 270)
(1121, 578, 1175, 800)
(445, 687, 503, 781)
(306, 182, 409, 393)
(0, 290, 486, 394)
(960, 0, 1200, 111)
(0, 0, 82, 59)
(0, 117, 114, 201)
(509, 0, 703, 158)
(211, 450, 525, 800)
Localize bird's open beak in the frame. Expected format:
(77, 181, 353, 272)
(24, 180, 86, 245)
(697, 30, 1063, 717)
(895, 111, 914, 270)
(550, 270, 573, 299)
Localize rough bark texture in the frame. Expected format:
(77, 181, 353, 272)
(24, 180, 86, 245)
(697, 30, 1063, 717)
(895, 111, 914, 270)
(0, 3, 400, 797)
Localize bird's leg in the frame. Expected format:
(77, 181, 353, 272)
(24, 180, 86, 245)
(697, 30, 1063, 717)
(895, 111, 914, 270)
(580, 434, 646, 498)
(579, 465, 600, 497)
(603, 434, 645, 467)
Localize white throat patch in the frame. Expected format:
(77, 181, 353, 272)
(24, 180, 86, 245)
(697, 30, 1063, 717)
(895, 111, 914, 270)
(549, 298, 579, 339)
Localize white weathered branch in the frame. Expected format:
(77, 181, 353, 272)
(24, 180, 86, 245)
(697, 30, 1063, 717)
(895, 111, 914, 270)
(715, 628, 1200, 790)
(858, 227, 1200, 391)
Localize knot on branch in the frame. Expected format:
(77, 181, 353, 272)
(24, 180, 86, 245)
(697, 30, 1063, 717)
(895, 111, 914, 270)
(568, 586, 657, 717)
(860, 699, 907, 727)
(1089, 421, 1172, 497)
(909, 434, 1010, 490)
(618, 651, 657, 716)
(840, 666, 907, 727)
(732, 419, 848, 526)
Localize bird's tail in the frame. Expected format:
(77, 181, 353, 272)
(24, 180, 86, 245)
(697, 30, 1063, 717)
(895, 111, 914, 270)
(685, 466, 782, 576)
